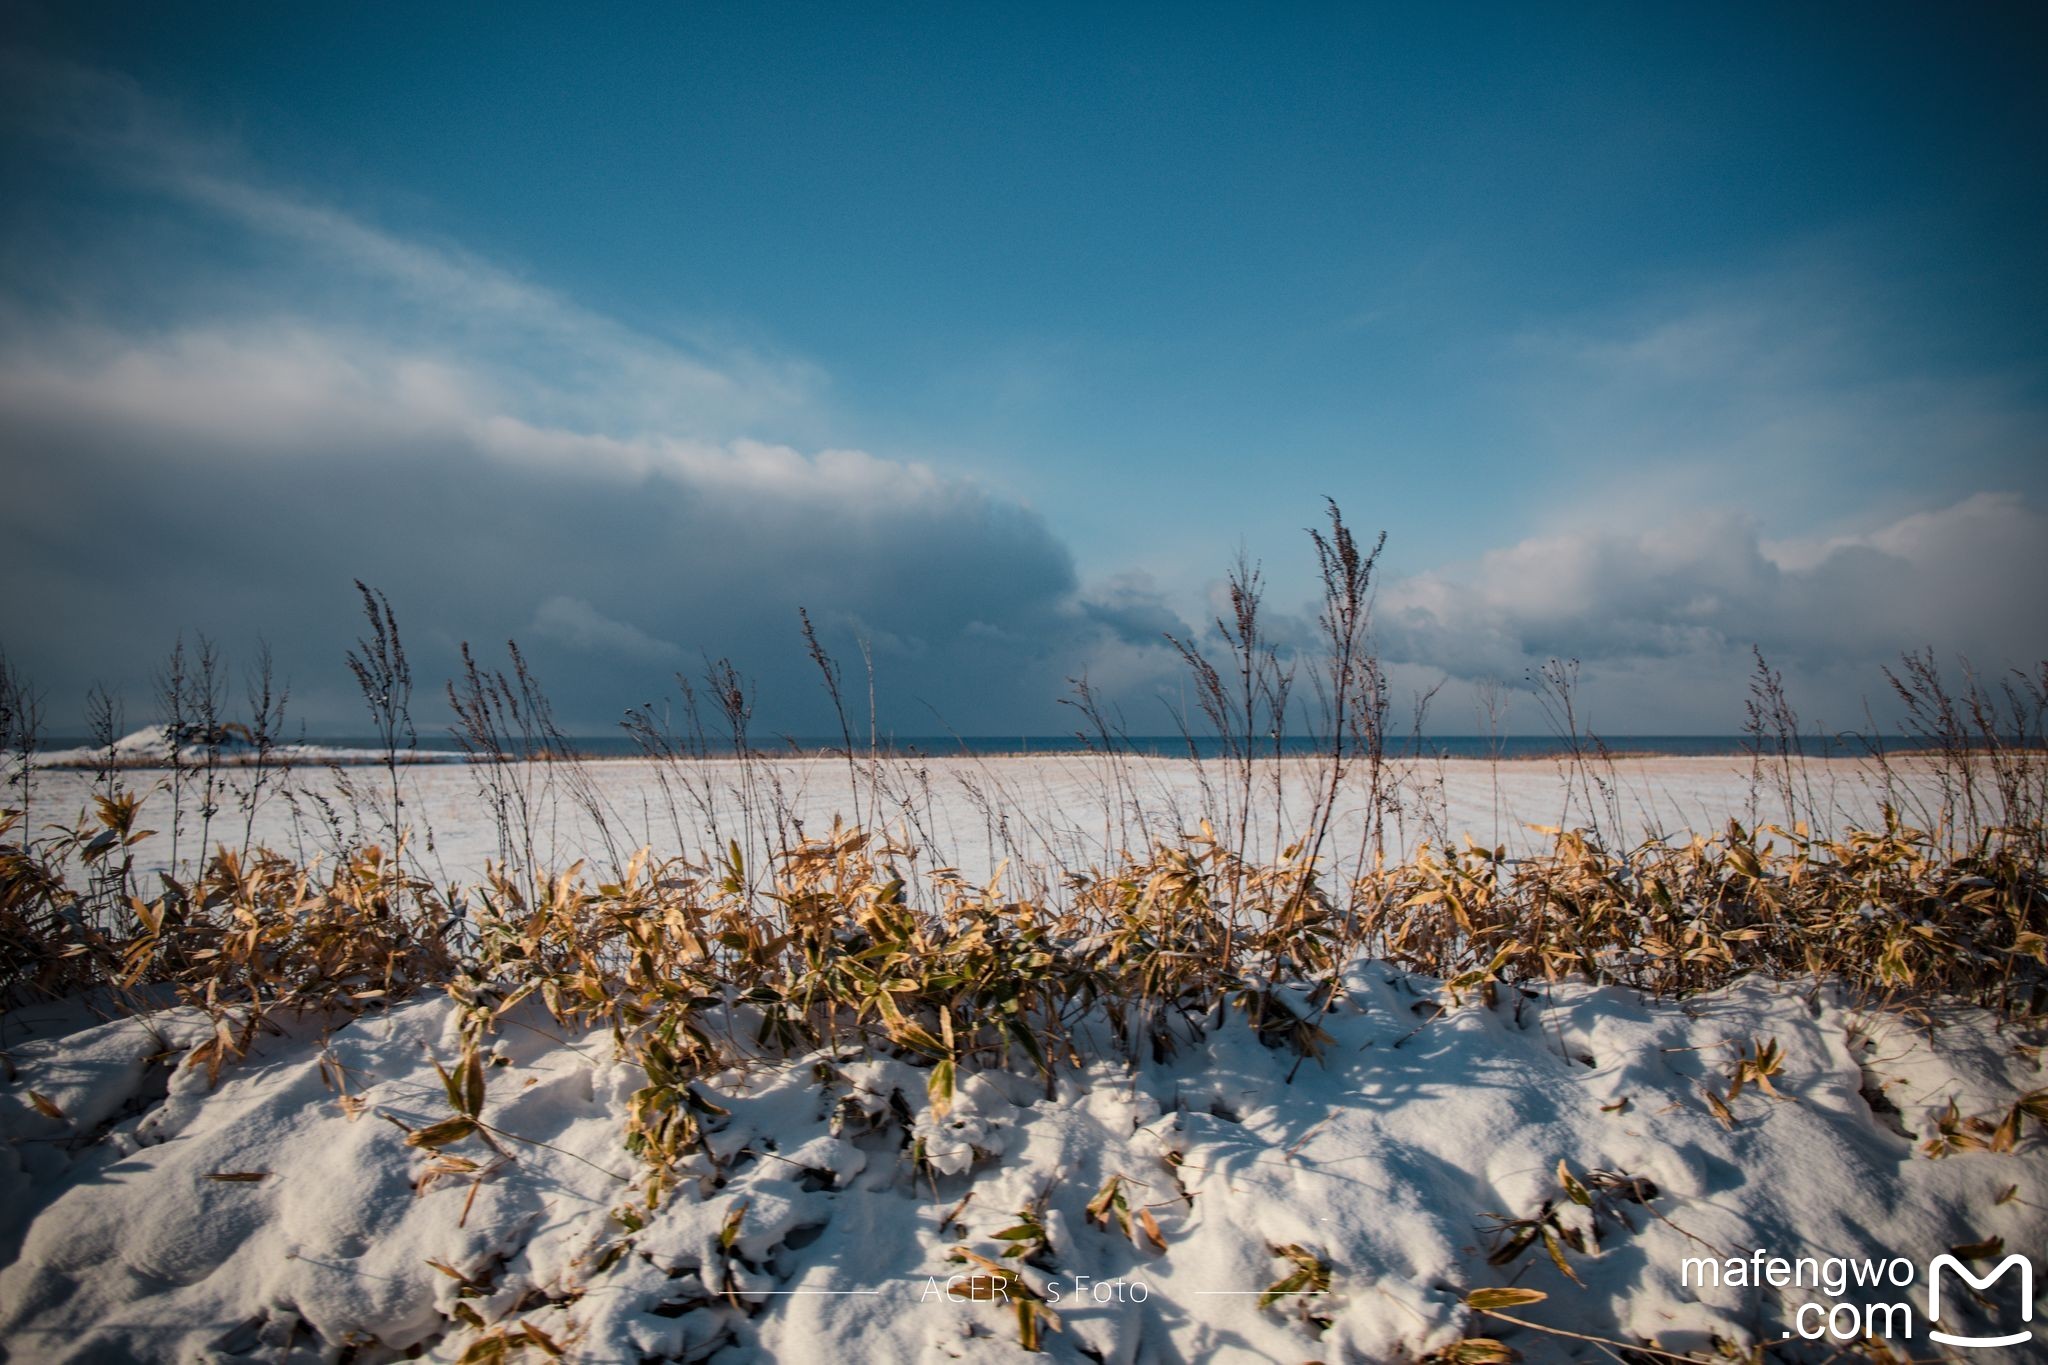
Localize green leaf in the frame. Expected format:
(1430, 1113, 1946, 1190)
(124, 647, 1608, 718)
(683, 1085, 729, 1117)
(435, 1056, 462, 1114)
(1004, 1017, 1048, 1072)
(1258, 1269, 1311, 1308)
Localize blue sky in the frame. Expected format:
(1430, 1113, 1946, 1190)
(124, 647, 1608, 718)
(1, 3, 2044, 735)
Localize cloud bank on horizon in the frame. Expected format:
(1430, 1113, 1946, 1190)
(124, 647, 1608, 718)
(1, 12, 2043, 738)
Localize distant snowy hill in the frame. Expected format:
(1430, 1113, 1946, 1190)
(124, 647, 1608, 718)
(31, 726, 469, 769)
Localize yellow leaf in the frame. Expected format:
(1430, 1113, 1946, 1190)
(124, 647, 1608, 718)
(407, 1117, 479, 1150)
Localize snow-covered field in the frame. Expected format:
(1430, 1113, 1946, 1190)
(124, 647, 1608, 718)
(11, 750, 1961, 890)
(4, 757, 2043, 1362)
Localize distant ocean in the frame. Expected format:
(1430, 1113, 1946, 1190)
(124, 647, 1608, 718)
(43, 733, 1910, 761)
(572, 733, 1907, 760)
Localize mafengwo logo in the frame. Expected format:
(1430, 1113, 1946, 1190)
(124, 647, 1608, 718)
(1682, 1247, 2036, 1347)
(1926, 1253, 2033, 1350)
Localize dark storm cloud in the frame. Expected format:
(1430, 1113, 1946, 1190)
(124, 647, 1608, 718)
(0, 320, 1128, 732)
(1078, 575, 1195, 649)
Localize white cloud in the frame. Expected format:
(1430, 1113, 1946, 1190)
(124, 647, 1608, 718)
(0, 48, 822, 442)
(1378, 493, 2048, 693)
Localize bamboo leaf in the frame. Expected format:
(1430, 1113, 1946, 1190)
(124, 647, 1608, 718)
(461, 1049, 486, 1119)
(1541, 1230, 1583, 1286)
(407, 1117, 479, 1150)
(1556, 1160, 1592, 1208)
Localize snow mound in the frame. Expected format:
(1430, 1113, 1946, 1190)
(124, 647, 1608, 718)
(3, 970, 2043, 1361)
(31, 727, 469, 769)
